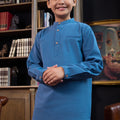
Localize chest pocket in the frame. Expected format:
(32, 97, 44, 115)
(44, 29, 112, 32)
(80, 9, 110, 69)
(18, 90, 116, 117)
(64, 35, 82, 51)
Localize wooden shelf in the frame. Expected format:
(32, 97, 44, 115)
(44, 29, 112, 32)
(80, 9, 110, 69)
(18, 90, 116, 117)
(0, 2, 32, 12)
(92, 81, 120, 85)
(38, 0, 47, 2)
(0, 28, 31, 33)
(0, 28, 31, 38)
(0, 85, 38, 89)
(0, 56, 28, 67)
(0, 2, 32, 7)
(0, 56, 28, 60)
(37, 27, 46, 31)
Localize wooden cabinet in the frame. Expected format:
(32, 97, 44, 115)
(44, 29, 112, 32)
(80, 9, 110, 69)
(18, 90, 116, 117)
(0, 86, 37, 120)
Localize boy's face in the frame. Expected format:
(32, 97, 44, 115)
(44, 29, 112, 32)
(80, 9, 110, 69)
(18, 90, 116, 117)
(47, 0, 76, 22)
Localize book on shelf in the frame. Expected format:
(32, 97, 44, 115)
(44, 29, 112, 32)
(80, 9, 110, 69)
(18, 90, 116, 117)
(0, 12, 13, 31)
(37, 10, 53, 28)
(11, 0, 16, 3)
(37, 10, 44, 28)
(9, 40, 17, 57)
(0, 67, 11, 86)
(0, 0, 13, 4)
(16, 0, 31, 3)
(16, 0, 19, 4)
(9, 38, 32, 57)
(5, 0, 12, 4)
(37, 10, 41, 28)
(0, 0, 5, 4)
(0, 0, 31, 5)
(0, 67, 20, 86)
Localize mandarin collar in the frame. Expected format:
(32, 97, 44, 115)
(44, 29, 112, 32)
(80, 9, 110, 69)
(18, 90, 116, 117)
(53, 18, 75, 26)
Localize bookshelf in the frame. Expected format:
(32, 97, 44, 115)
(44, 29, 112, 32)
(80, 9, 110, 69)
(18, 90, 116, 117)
(0, 1, 33, 87)
(0, 1, 38, 119)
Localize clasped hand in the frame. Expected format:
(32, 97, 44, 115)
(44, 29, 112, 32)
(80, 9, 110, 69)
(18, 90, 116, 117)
(42, 65, 64, 86)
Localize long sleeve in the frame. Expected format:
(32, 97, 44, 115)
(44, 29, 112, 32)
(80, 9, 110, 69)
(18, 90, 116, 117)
(62, 24, 103, 80)
(27, 32, 46, 82)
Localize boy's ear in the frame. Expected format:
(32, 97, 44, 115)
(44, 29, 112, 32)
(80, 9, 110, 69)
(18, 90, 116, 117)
(73, 0, 77, 7)
(47, 0, 51, 9)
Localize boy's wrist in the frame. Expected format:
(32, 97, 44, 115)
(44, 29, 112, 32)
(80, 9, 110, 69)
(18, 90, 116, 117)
(59, 67, 65, 79)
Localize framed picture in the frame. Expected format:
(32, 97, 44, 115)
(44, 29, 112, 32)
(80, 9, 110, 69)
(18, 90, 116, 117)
(90, 20, 120, 81)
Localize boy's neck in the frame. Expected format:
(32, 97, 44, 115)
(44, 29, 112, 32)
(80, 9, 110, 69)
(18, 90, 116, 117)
(55, 16, 71, 22)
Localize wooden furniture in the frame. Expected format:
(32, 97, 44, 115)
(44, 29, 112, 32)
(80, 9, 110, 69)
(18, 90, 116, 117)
(0, 86, 37, 120)
(104, 103, 120, 120)
(0, 96, 8, 120)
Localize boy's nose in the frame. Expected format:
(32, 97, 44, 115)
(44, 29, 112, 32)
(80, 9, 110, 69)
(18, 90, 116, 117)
(57, 0, 65, 4)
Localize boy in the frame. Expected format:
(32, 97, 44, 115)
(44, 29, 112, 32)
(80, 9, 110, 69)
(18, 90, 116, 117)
(27, 0, 103, 120)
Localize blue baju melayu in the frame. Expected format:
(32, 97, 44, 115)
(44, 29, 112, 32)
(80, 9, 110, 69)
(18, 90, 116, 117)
(27, 18, 103, 120)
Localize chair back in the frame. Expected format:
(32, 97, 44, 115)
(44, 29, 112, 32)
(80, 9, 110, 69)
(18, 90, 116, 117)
(104, 103, 120, 120)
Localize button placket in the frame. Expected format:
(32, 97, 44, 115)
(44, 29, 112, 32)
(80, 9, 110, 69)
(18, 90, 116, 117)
(55, 25, 61, 56)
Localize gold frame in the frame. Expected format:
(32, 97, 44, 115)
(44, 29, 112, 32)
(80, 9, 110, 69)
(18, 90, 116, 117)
(87, 19, 120, 26)
(89, 19, 120, 85)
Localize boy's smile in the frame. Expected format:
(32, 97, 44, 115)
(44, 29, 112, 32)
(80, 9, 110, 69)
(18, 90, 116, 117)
(55, 5, 67, 11)
(47, 0, 76, 22)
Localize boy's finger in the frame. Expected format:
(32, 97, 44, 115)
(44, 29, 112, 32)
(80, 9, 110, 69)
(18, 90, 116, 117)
(48, 79, 62, 86)
(45, 74, 56, 84)
(47, 64, 58, 69)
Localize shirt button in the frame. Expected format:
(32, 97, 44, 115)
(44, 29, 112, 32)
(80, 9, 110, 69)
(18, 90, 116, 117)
(56, 42, 58, 44)
(66, 75, 68, 77)
(57, 29, 59, 31)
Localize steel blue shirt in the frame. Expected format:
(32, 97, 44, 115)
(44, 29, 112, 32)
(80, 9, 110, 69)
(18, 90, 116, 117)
(27, 18, 103, 120)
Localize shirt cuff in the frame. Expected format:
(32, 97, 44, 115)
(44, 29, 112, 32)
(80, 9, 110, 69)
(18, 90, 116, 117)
(37, 68, 47, 83)
(61, 66, 70, 80)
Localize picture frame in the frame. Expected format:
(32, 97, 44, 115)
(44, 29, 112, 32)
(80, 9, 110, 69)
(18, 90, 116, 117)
(90, 20, 120, 82)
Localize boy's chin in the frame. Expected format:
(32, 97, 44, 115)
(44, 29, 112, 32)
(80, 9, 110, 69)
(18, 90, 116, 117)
(55, 14, 70, 19)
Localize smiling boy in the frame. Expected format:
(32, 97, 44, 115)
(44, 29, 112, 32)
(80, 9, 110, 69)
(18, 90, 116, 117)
(27, 0, 103, 120)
